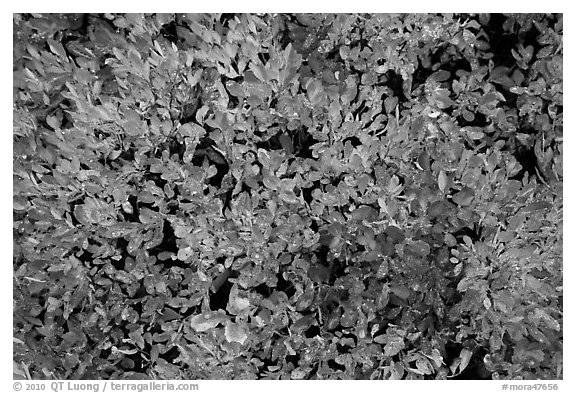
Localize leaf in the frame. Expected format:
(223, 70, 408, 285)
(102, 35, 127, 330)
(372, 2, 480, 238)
(405, 240, 431, 257)
(227, 285, 251, 314)
(226, 80, 244, 98)
(390, 284, 411, 300)
(411, 116, 425, 136)
(190, 311, 228, 332)
(47, 38, 68, 61)
(229, 296, 250, 311)
(306, 79, 326, 105)
(431, 69, 451, 82)
(478, 92, 502, 106)
(278, 134, 293, 155)
(279, 189, 299, 204)
(384, 338, 405, 357)
(438, 170, 448, 193)
(424, 348, 444, 368)
(249, 61, 267, 83)
(375, 65, 388, 73)
(373, 334, 388, 344)
(13, 361, 28, 380)
(177, 247, 194, 261)
(224, 321, 248, 344)
(522, 201, 553, 213)
(308, 264, 331, 283)
(452, 187, 475, 206)
(385, 225, 405, 243)
(433, 89, 455, 108)
(325, 308, 341, 330)
(46, 115, 61, 130)
(350, 205, 378, 221)
(466, 127, 485, 140)
(291, 314, 315, 334)
(384, 96, 398, 113)
(459, 348, 473, 373)
(416, 357, 433, 375)
(533, 308, 561, 331)
(488, 66, 514, 87)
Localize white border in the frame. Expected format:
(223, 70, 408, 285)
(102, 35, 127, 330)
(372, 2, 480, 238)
(4, 5, 571, 391)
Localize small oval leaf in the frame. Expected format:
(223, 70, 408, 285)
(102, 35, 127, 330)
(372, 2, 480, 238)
(438, 170, 448, 193)
(190, 311, 228, 332)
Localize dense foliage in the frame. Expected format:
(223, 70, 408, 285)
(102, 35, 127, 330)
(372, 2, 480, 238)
(13, 13, 562, 380)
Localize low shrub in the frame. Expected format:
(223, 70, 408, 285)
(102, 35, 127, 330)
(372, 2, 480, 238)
(13, 13, 562, 380)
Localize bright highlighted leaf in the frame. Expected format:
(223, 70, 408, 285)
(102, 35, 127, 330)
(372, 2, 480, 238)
(224, 321, 248, 345)
(459, 348, 473, 373)
(438, 170, 448, 193)
(190, 311, 228, 332)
